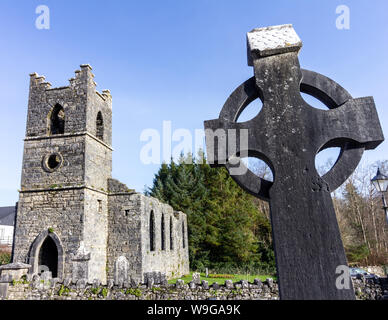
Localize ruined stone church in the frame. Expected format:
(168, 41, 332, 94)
(11, 64, 189, 284)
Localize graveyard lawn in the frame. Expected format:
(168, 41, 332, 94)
(168, 272, 276, 285)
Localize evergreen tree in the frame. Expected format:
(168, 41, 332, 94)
(147, 152, 275, 273)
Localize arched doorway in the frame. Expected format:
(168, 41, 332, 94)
(29, 231, 65, 279)
(38, 236, 58, 277)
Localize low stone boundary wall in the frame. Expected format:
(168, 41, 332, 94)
(1, 274, 387, 300)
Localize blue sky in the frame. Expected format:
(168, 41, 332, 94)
(0, 0, 387, 205)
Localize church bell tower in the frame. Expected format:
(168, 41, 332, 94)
(12, 65, 112, 283)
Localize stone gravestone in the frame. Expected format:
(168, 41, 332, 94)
(115, 256, 129, 284)
(204, 24, 384, 300)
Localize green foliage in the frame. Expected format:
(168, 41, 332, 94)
(101, 287, 108, 298)
(346, 244, 370, 263)
(125, 288, 142, 297)
(58, 285, 70, 296)
(208, 274, 234, 279)
(0, 252, 11, 265)
(91, 287, 101, 295)
(168, 272, 274, 285)
(146, 151, 275, 273)
(48, 227, 54, 233)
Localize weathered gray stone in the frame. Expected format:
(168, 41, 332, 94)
(41, 271, 52, 281)
(107, 279, 114, 289)
(240, 280, 249, 289)
(176, 279, 185, 289)
(92, 279, 101, 289)
(11, 65, 189, 288)
(192, 272, 201, 285)
(12, 276, 384, 301)
(130, 277, 140, 288)
(212, 282, 220, 290)
(204, 24, 384, 300)
(253, 278, 262, 287)
(147, 277, 154, 289)
(201, 280, 209, 290)
(266, 278, 274, 288)
(76, 279, 87, 289)
(225, 280, 233, 289)
(189, 281, 196, 290)
(160, 273, 168, 286)
(63, 277, 72, 287)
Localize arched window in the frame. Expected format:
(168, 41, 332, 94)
(96, 111, 104, 141)
(150, 211, 155, 251)
(170, 217, 174, 250)
(161, 214, 165, 251)
(182, 221, 186, 249)
(49, 104, 65, 135)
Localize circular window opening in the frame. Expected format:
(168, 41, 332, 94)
(48, 154, 60, 169)
(43, 153, 63, 172)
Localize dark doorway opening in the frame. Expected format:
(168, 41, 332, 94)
(49, 104, 65, 135)
(38, 236, 58, 277)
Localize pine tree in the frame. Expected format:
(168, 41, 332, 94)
(147, 152, 275, 273)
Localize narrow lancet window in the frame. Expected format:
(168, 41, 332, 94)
(96, 111, 104, 141)
(49, 104, 65, 135)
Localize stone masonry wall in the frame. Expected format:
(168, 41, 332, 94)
(107, 183, 190, 284)
(140, 194, 190, 281)
(12, 189, 85, 278)
(2, 276, 386, 300)
(83, 189, 108, 284)
(21, 135, 86, 190)
(107, 191, 143, 283)
(84, 135, 112, 192)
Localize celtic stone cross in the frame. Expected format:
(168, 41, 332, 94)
(204, 25, 384, 300)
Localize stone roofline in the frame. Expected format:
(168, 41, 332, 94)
(29, 64, 112, 103)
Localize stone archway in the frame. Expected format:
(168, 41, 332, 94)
(29, 230, 64, 279)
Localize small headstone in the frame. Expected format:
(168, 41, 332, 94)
(107, 279, 114, 289)
(147, 277, 154, 289)
(253, 278, 263, 287)
(189, 281, 196, 290)
(240, 280, 249, 289)
(192, 272, 201, 284)
(212, 282, 220, 290)
(131, 277, 140, 288)
(201, 280, 209, 290)
(176, 279, 185, 289)
(155, 272, 161, 284)
(31, 274, 40, 289)
(225, 280, 233, 289)
(266, 278, 274, 288)
(160, 273, 168, 286)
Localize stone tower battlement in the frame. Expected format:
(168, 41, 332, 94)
(12, 65, 189, 285)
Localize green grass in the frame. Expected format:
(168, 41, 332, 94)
(168, 272, 276, 285)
